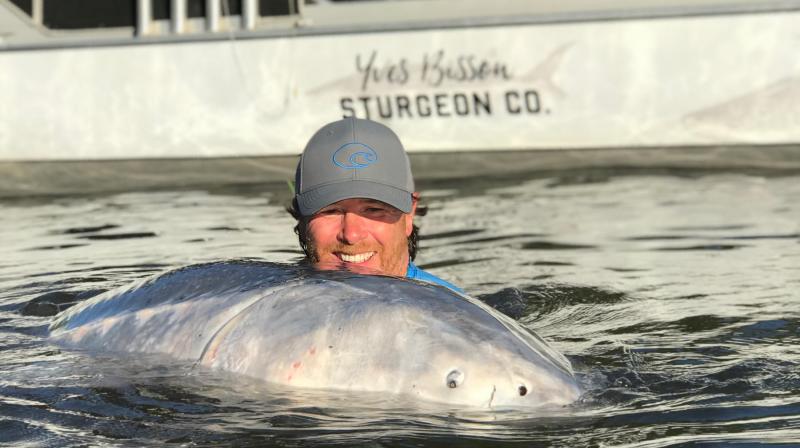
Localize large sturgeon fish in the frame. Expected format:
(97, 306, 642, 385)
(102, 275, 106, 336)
(50, 261, 580, 409)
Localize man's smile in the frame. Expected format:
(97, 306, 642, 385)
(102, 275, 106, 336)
(336, 251, 376, 264)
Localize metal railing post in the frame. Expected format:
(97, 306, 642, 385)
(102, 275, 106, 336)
(31, 0, 43, 25)
(136, 0, 152, 36)
(207, 0, 220, 32)
(171, 0, 186, 33)
(243, 0, 256, 30)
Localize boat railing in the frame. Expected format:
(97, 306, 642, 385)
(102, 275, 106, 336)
(2, 0, 800, 50)
(1, 0, 301, 47)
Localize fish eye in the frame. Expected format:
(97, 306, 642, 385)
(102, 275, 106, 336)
(446, 369, 464, 389)
(518, 385, 528, 396)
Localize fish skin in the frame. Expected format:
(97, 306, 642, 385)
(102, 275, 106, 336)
(50, 260, 580, 409)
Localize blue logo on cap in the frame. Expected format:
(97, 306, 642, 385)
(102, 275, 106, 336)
(332, 142, 378, 169)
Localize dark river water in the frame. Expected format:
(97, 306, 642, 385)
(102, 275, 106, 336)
(1, 168, 799, 447)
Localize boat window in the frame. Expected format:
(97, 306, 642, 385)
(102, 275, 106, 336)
(259, 0, 298, 16)
(8, 0, 32, 16)
(42, 0, 136, 29)
(187, 0, 205, 18)
(152, 0, 170, 20)
(222, 0, 243, 16)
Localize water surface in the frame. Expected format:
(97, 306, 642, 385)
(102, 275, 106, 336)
(2, 169, 799, 446)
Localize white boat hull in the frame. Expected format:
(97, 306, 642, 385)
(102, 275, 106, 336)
(1, 8, 799, 162)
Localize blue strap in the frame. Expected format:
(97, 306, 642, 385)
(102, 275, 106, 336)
(406, 262, 464, 294)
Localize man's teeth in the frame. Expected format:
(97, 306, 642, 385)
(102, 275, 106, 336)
(339, 252, 374, 263)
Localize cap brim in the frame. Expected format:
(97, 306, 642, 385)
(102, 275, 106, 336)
(297, 180, 413, 216)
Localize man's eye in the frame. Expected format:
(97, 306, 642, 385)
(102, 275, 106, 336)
(364, 207, 391, 215)
(318, 209, 341, 215)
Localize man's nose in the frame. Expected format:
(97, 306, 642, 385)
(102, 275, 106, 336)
(339, 212, 367, 244)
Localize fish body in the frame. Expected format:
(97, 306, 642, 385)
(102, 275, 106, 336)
(50, 261, 580, 409)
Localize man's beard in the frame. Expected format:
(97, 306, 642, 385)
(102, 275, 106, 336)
(303, 237, 320, 263)
(303, 237, 410, 274)
(298, 220, 416, 268)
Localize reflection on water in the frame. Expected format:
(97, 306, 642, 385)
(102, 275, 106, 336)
(1, 170, 799, 446)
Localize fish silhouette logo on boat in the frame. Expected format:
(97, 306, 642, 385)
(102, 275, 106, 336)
(332, 142, 378, 169)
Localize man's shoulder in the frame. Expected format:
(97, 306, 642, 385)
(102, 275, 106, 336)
(406, 263, 463, 294)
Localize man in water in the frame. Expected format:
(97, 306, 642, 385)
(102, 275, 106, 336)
(288, 117, 461, 293)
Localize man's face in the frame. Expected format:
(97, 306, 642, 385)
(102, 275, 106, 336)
(306, 197, 417, 276)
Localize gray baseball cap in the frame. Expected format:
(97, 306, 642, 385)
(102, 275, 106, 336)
(294, 117, 415, 216)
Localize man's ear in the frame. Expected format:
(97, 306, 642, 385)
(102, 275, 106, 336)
(405, 193, 419, 237)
